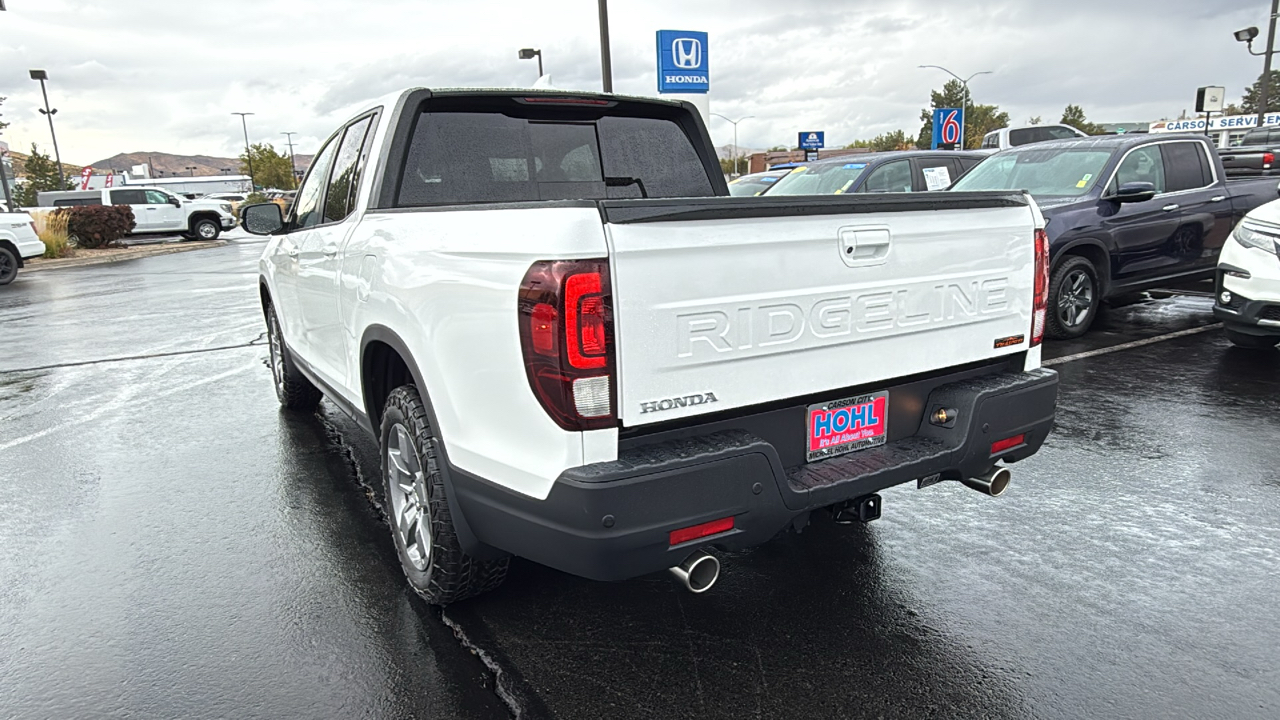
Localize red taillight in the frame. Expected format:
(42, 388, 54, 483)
(1031, 228, 1049, 347)
(1265, 152, 1275, 168)
(518, 259, 616, 431)
(564, 272, 607, 369)
(669, 516, 735, 546)
(991, 433, 1026, 454)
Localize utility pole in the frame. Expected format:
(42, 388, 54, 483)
(1261, 0, 1278, 127)
(232, 112, 255, 187)
(598, 0, 613, 92)
(711, 113, 754, 178)
(281, 132, 298, 187)
(0, 147, 15, 211)
(29, 70, 65, 188)
(918, 65, 992, 151)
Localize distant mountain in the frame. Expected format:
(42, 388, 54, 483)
(88, 151, 314, 178)
(4, 149, 84, 179)
(715, 143, 764, 160)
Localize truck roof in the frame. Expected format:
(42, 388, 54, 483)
(1005, 133, 1211, 152)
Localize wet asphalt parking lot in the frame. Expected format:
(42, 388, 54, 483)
(1, 234, 1278, 719)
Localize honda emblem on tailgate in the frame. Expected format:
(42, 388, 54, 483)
(640, 392, 718, 414)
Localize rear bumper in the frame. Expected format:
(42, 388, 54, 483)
(450, 367, 1059, 582)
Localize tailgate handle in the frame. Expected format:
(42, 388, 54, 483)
(838, 226, 891, 267)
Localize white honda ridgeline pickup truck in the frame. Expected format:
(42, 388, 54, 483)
(241, 88, 1059, 604)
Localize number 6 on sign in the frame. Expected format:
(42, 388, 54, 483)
(932, 108, 964, 149)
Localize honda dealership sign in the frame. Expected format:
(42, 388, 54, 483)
(657, 30, 709, 94)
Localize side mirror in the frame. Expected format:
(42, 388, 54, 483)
(241, 202, 285, 235)
(1107, 181, 1157, 203)
(170, 197, 182, 207)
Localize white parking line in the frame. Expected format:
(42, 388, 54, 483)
(1044, 323, 1223, 367)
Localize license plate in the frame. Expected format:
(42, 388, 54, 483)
(806, 391, 888, 463)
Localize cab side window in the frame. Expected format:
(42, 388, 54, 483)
(144, 190, 171, 204)
(861, 160, 912, 193)
(323, 115, 375, 224)
(1162, 141, 1212, 193)
(291, 137, 340, 230)
(110, 189, 146, 205)
(1110, 146, 1166, 194)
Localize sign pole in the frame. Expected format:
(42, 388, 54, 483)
(0, 153, 15, 211)
(598, 0, 613, 93)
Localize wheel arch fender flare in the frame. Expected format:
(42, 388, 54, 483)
(187, 212, 221, 230)
(359, 323, 501, 561)
(0, 238, 24, 268)
(1053, 237, 1112, 297)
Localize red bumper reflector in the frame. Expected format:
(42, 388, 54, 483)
(991, 434, 1026, 454)
(669, 516, 734, 546)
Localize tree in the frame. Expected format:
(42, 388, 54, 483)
(14, 143, 73, 206)
(718, 155, 747, 176)
(1060, 105, 1104, 135)
(845, 130, 911, 152)
(239, 143, 297, 190)
(915, 79, 1010, 150)
(0, 96, 9, 134)
(1242, 71, 1280, 114)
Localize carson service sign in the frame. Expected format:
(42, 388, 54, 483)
(656, 30, 709, 94)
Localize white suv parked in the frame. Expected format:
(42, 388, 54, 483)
(1214, 198, 1280, 348)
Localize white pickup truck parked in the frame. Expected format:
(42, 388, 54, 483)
(36, 186, 237, 241)
(0, 211, 46, 286)
(242, 88, 1060, 604)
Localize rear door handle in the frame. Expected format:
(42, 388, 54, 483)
(322, 244, 339, 258)
(1162, 204, 1180, 212)
(1210, 196, 1226, 202)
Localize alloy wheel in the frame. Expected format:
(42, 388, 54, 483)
(198, 222, 218, 239)
(0, 253, 14, 283)
(268, 312, 286, 397)
(1057, 269, 1094, 328)
(386, 423, 432, 571)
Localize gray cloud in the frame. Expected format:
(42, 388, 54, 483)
(0, 0, 1271, 163)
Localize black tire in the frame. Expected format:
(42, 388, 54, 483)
(191, 218, 220, 241)
(0, 246, 17, 286)
(1225, 328, 1280, 349)
(1046, 256, 1101, 340)
(265, 304, 322, 411)
(380, 385, 508, 605)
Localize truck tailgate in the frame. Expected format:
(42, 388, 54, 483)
(602, 193, 1037, 426)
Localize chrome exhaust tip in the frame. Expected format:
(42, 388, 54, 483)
(669, 551, 720, 593)
(961, 466, 1012, 497)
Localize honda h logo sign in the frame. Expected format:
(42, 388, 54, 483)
(657, 30, 709, 94)
(672, 37, 701, 69)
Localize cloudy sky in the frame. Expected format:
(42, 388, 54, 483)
(0, 0, 1269, 164)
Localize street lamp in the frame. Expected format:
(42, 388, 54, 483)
(1236, 0, 1279, 128)
(710, 113, 754, 178)
(232, 112, 255, 187)
(29, 69, 65, 188)
(918, 65, 993, 151)
(281, 131, 298, 185)
(518, 48, 544, 78)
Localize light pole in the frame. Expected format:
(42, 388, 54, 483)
(232, 112, 255, 187)
(598, 0, 613, 92)
(710, 113, 754, 177)
(918, 65, 993, 150)
(281, 131, 298, 187)
(1235, 1, 1279, 128)
(518, 48, 544, 79)
(29, 70, 65, 188)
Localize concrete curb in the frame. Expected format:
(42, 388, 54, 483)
(23, 240, 230, 272)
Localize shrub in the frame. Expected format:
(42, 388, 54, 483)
(57, 205, 136, 249)
(31, 210, 74, 258)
